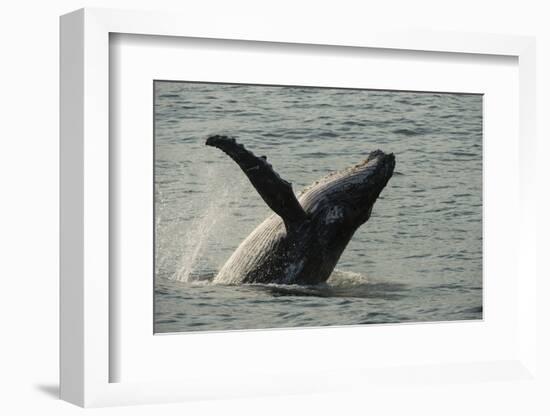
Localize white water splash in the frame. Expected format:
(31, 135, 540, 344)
(327, 269, 369, 286)
(170, 166, 245, 282)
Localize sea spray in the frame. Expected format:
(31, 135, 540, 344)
(169, 165, 246, 282)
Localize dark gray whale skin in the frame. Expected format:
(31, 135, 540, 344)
(206, 135, 395, 285)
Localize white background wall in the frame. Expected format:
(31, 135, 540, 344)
(0, 1, 548, 415)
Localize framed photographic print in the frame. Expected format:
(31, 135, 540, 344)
(60, 8, 538, 408)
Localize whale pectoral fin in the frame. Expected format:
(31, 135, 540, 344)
(206, 135, 308, 228)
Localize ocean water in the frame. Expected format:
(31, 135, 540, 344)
(154, 81, 482, 333)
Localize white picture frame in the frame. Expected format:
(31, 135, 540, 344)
(60, 7, 537, 408)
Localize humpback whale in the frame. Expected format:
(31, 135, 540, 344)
(206, 135, 395, 285)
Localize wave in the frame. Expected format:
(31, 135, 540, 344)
(165, 268, 407, 300)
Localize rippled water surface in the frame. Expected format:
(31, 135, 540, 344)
(154, 81, 482, 333)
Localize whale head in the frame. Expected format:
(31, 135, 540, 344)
(299, 150, 395, 227)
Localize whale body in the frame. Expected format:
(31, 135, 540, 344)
(205, 135, 395, 285)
